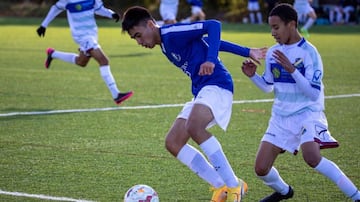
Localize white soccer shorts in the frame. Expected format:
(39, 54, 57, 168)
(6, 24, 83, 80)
(75, 36, 101, 56)
(177, 85, 233, 131)
(160, 3, 178, 21)
(262, 110, 338, 154)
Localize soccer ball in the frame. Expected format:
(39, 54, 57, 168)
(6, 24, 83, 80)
(124, 184, 159, 202)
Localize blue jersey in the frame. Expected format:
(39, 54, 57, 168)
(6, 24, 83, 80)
(159, 20, 249, 97)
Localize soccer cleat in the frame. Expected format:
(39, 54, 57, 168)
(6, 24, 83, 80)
(300, 28, 310, 38)
(210, 185, 227, 202)
(260, 186, 294, 202)
(227, 179, 248, 202)
(114, 91, 133, 105)
(45, 48, 55, 69)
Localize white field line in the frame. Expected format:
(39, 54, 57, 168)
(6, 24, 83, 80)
(0, 189, 94, 202)
(0, 94, 359, 117)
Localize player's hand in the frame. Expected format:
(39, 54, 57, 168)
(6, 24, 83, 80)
(241, 59, 257, 77)
(112, 13, 120, 22)
(198, 61, 215, 76)
(249, 47, 267, 65)
(37, 26, 46, 37)
(273, 49, 295, 73)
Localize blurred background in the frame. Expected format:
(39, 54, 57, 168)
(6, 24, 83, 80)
(0, 0, 293, 23)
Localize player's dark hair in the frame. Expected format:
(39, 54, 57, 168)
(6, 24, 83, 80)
(269, 3, 298, 27)
(122, 6, 155, 33)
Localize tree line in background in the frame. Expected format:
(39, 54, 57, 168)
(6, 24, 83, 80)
(0, 0, 293, 22)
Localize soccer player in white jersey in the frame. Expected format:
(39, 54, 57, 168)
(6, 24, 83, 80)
(36, 0, 133, 105)
(121, 6, 267, 202)
(293, 0, 317, 38)
(181, 0, 206, 23)
(159, 0, 179, 24)
(247, 0, 263, 24)
(241, 3, 360, 202)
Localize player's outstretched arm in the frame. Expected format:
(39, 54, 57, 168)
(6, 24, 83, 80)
(209, 38, 267, 64)
(37, 5, 63, 37)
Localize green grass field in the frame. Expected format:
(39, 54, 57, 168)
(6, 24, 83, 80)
(0, 17, 359, 201)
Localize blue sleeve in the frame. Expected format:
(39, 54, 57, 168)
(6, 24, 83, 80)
(203, 37, 250, 57)
(202, 20, 221, 64)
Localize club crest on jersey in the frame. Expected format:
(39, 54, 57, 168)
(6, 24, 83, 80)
(171, 52, 181, 62)
(293, 58, 304, 69)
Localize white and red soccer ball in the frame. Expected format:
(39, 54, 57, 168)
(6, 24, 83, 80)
(124, 184, 159, 202)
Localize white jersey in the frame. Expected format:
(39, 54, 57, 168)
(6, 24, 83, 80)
(41, 0, 114, 43)
(294, 0, 314, 16)
(263, 38, 325, 116)
(160, 0, 179, 21)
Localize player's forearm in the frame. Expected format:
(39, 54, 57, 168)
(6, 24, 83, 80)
(41, 5, 63, 27)
(250, 73, 273, 93)
(95, 6, 114, 18)
(291, 69, 320, 101)
(219, 40, 250, 57)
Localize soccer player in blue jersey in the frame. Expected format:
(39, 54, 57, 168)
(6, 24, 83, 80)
(36, 0, 133, 105)
(121, 6, 267, 202)
(241, 3, 360, 202)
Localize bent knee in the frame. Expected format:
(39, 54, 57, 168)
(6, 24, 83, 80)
(304, 158, 321, 168)
(303, 155, 321, 168)
(165, 136, 183, 157)
(255, 165, 271, 176)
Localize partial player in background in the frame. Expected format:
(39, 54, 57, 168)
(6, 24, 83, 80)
(293, 0, 317, 38)
(247, 0, 263, 24)
(241, 3, 360, 202)
(122, 6, 267, 202)
(37, 0, 133, 105)
(158, 0, 179, 25)
(181, 0, 206, 23)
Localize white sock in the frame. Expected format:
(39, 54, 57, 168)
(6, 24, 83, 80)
(201, 136, 238, 188)
(177, 144, 225, 188)
(99, 65, 120, 98)
(315, 157, 360, 200)
(303, 18, 315, 30)
(52, 50, 76, 64)
(258, 167, 289, 195)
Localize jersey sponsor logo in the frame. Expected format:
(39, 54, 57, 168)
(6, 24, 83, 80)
(271, 57, 305, 83)
(180, 61, 191, 77)
(272, 65, 281, 79)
